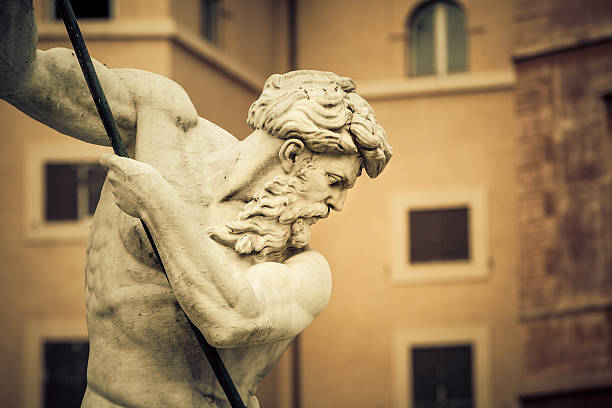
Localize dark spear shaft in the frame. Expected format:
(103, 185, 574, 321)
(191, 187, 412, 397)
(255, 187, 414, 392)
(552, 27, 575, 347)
(54, 1, 246, 407)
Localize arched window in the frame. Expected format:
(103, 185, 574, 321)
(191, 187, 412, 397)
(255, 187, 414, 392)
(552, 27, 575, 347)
(201, 0, 220, 44)
(407, 1, 467, 76)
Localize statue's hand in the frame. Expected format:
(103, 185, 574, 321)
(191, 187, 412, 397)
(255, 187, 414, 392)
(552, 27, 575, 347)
(99, 153, 166, 218)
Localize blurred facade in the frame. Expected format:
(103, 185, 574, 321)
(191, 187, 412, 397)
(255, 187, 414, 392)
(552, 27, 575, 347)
(514, 0, 612, 407)
(0, 1, 609, 408)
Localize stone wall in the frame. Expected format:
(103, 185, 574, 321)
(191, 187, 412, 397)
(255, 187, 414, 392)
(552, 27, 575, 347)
(514, 0, 612, 400)
(514, 0, 612, 57)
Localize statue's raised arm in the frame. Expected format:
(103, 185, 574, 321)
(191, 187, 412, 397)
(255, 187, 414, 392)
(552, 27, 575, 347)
(0, 0, 198, 147)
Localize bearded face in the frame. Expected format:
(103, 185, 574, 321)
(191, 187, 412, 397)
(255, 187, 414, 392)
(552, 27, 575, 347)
(207, 160, 330, 262)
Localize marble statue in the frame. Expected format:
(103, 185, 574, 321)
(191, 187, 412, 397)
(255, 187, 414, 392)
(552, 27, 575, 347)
(1, 2, 392, 407)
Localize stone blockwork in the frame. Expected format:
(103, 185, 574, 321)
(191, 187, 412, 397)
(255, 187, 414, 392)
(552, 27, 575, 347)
(514, 0, 612, 57)
(523, 310, 612, 376)
(514, 0, 612, 399)
(516, 43, 612, 321)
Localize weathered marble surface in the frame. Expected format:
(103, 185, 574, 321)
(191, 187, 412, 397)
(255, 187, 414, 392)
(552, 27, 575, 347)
(1, 2, 392, 407)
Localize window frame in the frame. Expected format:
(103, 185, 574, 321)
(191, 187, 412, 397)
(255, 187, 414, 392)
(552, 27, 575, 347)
(22, 319, 88, 408)
(24, 140, 111, 243)
(412, 344, 473, 407)
(391, 325, 491, 408)
(389, 187, 488, 284)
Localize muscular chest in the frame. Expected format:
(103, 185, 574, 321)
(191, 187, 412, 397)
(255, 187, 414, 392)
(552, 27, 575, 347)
(86, 187, 250, 329)
(89, 171, 250, 280)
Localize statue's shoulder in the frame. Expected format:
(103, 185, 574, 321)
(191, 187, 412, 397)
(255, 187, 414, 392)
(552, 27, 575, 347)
(284, 247, 330, 275)
(285, 247, 332, 316)
(191, 116, 239, 149)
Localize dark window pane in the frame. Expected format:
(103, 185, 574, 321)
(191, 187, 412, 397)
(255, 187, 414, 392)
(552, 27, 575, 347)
(446, 2, 467, 73)
(54, 0, 110, 20)
(46, 164, 78, 221)
(202, 0, 219, 43)
(87, 165, 107, 215)
(410, 3, 435, 76)
(605, 94, 612, 137)
(409, 207, 470, 263)
(43, 341, 89, 408)
(412, 345, 473, 408)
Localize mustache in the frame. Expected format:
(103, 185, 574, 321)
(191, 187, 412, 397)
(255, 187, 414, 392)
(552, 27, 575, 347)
(277, 200, 330, 224)
(224, 201, 329, 236)
(238, 190, 330, 223)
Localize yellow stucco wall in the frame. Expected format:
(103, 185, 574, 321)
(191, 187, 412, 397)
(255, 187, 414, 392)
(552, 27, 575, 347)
(171, 0, 289, 78)
(297, 1, 519, 406)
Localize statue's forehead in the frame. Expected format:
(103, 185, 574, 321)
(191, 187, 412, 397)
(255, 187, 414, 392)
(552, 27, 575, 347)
(315, 153, 361, 187)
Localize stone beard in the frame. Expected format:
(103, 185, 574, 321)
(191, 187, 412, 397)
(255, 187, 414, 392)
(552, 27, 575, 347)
(208, 157, 333, 261)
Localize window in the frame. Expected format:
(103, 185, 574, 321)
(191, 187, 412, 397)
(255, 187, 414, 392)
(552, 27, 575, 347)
(45, 163, 106, 221)
(24, 141, 111, 242)
(392, 326, 490, 408)
(23, 319, 88, 408)
(409, 207, 470, 263)
(53, 0, 111, 20)
(201, 0, 220, 44)
(605, 94, 612, 137)
(389, 188, 487, 284)
(412, 345, 473, 408)
(43, 341, 89, 408)
(407, 1, 467, 76)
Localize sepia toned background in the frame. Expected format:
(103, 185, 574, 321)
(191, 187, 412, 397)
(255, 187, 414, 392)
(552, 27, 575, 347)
(0, 0, 611, 407)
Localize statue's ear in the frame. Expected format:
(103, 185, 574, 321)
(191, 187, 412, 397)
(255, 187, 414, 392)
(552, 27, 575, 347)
(279, 139, 305, 173)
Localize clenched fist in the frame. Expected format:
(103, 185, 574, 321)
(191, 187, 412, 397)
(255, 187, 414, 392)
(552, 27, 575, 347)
(99, 153, 168, 219)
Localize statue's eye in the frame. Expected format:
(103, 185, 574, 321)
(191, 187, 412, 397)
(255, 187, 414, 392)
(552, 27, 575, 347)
(327, 174, 343, 186)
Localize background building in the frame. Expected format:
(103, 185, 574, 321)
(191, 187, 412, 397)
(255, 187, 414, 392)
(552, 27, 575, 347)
(0, 1, 609, 408)
(513, 0, 612, 406)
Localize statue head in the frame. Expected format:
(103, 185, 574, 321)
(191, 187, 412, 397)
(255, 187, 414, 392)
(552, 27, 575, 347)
(247, 70, 393, 178)
(209, 70, 393, 261)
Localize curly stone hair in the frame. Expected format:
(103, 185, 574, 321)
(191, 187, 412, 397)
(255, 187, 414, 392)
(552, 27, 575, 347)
(247, 70, 393, 178)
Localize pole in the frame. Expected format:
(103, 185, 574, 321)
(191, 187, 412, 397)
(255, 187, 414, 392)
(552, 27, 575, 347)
(54, 1, 246, 406)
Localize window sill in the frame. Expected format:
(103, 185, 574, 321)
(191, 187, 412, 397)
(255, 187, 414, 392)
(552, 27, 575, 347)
(393, 259, 488, 285)
(357, 70, 515, 101)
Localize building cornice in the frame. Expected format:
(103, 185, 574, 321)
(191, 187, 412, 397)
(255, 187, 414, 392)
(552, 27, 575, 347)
(37, 21, 517, 100)
(37, 19, 177, 40)
(37, 19, 265, 93)
(513, 29, 612, 62)
(356, 70, 515, 101)
(521, 368, 612, 399)
(172, 27, 264, 93)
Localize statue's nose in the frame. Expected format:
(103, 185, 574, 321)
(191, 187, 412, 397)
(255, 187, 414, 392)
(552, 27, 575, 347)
(325, 189, 347, 212)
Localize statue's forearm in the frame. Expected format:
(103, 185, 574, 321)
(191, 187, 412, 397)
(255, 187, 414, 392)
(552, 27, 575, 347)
(0, 0, 37, 96)
(141, 189, 263, 346)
